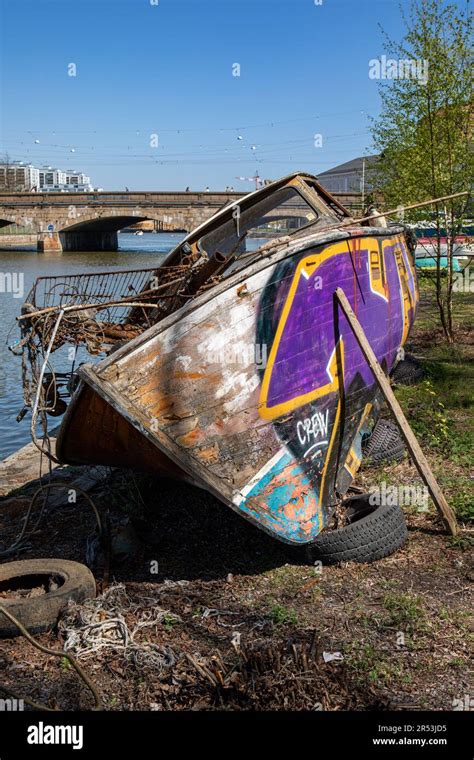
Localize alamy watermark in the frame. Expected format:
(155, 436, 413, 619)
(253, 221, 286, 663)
(368, 481, 429, 511)
(208, 342, 267, 369)
(452, 694, 473, 711)
(0, 271, 24, 298)
(27, 722, 83, 750)
(0, 698, 24, 711)
(369, 55, 429, 85)
(453, 266, 474, 293)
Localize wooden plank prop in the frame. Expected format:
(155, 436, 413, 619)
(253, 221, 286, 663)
(335, 287, 458, 536)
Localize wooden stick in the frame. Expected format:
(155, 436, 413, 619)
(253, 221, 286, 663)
(335, 287, 458, 536)
(17, 301, 164, 321)
(335, 190, 469, 229)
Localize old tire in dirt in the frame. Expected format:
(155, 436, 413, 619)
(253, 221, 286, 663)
(0, 559, 96, 638)
(391, 354, 424, 386)
(309, 496, 408, 565)
(362, 418, 406, 466)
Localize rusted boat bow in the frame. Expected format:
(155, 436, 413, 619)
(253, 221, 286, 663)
(17, 173, 419, 546)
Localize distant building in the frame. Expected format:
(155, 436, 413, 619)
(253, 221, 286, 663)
(317, 155, 379, 194)
(65, 170, 92, 191)
(38, 167, 68, 190)
(0, 161, 40, 191)
(37, 166, 93, 191)
(0, 160, 94, 192)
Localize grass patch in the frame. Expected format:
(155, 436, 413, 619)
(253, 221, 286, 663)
(381, 592, 426, 632)
(269, 603, 299, 626)
(393, 281, 474, 522)
(162, 613, 180, 632)
(346, 643, 409, 686)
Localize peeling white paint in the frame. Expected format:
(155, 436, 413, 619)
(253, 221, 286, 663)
(176, 355, 192, 370)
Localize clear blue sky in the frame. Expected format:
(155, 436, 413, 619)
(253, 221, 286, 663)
(1, 0, 411, 190)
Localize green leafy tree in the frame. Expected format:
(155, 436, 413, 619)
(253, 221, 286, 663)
(371, 0, 473, 343)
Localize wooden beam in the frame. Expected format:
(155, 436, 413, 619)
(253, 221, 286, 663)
(335, 287, 458, 536)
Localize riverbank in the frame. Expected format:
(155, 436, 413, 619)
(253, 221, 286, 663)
(0, 280, 471, 711)
(0, 234, 37, 249)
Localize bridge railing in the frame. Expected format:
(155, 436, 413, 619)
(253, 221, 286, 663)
(0, 191, 243, 206)
(0, 190, 363, 207)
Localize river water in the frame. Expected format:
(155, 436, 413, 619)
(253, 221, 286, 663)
(0, 232, 184, 460)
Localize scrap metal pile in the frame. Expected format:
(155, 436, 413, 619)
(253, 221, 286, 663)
(11, 255, 224, 438)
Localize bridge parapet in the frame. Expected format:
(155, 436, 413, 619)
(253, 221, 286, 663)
(0, 190, 242, 206)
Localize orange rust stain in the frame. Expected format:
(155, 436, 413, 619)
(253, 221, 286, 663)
(177, 428, 202, 448)
(171, 371, 204, 380)
(195, 444, 220, 464)
(283, 485, 309, 523)
(147, 396, 176, 415)
(262, 462, 315, 525)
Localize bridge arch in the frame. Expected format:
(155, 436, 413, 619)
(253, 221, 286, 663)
(0, 216, 40, 249)
(59, 213, 188, 233)
(0, 216, 23, 229)
(57, 212, 191, 251)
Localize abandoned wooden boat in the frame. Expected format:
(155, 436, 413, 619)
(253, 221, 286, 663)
(17, 173, 419, 545)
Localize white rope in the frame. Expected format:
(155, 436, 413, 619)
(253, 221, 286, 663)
(59, 584, 179, 674)
(30, 309, 65, 455)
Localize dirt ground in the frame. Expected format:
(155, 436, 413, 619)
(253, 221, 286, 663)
(1, 469, 471, 712)
(0, 281, 472, 711)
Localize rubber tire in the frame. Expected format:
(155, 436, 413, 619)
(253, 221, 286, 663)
(362, 419, 406, 466)
(309, 497, 408, 565)
(0, 559, 96, 638)
(391, 354, 424, 386)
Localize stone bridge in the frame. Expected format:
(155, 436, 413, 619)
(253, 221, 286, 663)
(0, 190, 363, 252)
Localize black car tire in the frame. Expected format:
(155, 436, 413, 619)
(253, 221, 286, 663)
(362, 418, 407, 466)
(0, 558, 96, 638)
(308, 495, 408, 565)
(391, 354, 424, 386)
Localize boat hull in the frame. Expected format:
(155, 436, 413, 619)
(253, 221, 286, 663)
(57, 229, 418, 544)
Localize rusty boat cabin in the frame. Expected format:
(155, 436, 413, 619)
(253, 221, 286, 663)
(20, 173, 419, 545)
